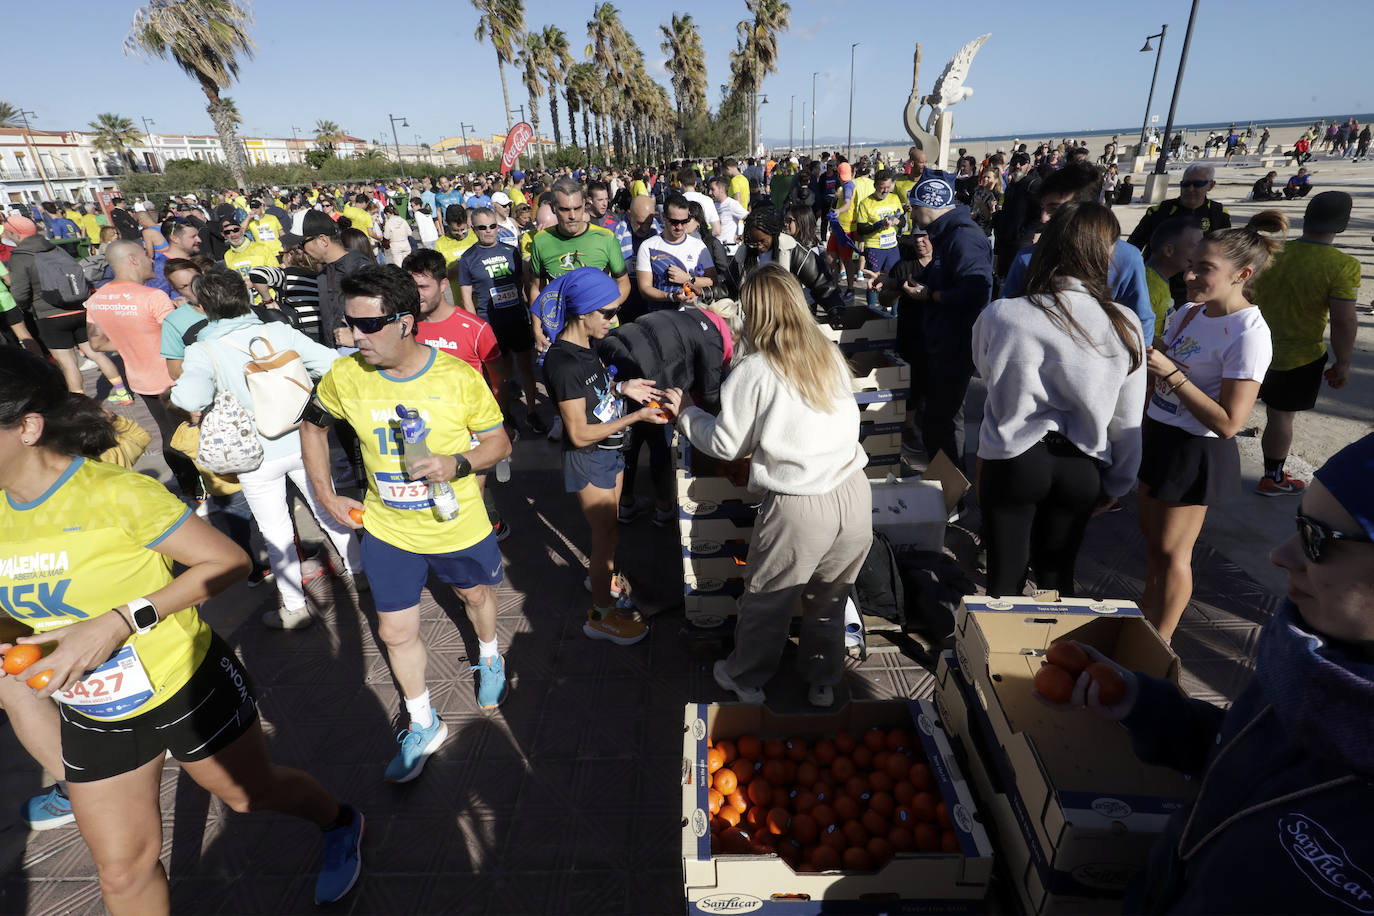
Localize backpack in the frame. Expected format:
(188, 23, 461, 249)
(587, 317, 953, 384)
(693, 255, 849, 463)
(34, 245, 90, 307)
(224, 335, 315, 438)
(79, 251, 109, 285)
(196, 351, 263, 475)
(851, 531, 906, 628)
(893, 548, 975, 650)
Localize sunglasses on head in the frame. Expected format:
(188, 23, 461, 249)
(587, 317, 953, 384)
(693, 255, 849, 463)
(1296, 512, 1373, 563)
(1179, 179, 1210, 189)
(344, 312, 402, 334)
(472, 223, 498, 231)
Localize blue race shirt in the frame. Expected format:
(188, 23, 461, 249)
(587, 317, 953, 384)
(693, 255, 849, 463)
(1004, 238, 1153, 332)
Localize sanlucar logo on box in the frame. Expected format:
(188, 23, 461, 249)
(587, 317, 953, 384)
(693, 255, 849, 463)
(1091, 797, 1133, 819)
(696, 894, 763, 914)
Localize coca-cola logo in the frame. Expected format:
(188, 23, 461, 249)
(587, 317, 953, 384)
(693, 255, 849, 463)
(501, 122, 534, 172)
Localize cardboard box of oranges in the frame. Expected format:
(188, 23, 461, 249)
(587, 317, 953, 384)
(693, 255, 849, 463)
(941, 597, 1198, 913)
(681, 698, 994, 914)
(818, 304, 899, 354)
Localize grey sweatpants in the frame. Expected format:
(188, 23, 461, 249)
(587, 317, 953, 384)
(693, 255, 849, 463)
(723, 468, 873, 690)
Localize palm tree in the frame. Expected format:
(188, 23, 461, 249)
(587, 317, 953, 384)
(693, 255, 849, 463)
(472, 0, 526, 134)
(538, 25, 574, 149)
(0, 101, 19, 128)
(88, 113, 143, 172)
(125, 0, 256, 189)
(660, 13, 707, 152)
(567, 62, 599, 163)
(314, 119, 345, 152)
(518, 31, 547, 168)
(738, 0, 791, 154)
(587, 3, 631, 162)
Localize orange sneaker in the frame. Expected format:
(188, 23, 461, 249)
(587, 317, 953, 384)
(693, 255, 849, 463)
(583, 608, 647, 646)
(1256, 473, 1306, 497)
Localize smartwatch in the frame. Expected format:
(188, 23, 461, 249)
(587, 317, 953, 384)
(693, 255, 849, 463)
(451, 453, 473, 479)
(127, 598, 159, 635)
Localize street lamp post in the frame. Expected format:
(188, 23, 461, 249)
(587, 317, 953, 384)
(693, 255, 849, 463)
(388, 113, 409, 178)
(757, 95, 769, 157)
(459, 122, 475, 168)
(801, 101, 807, 154)
(1137, 25, 1167, 153)
(847, 44, 859, 158)
(15, 108, 53, 199)
(811, 71, 819, 156)
(790, 95, 795, 151)
(1147, 0, 1201, 204)
(140, 116, 157, 172)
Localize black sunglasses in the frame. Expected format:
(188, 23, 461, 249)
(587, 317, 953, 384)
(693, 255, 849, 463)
(344, 313, 402, 334)
(472, 223, 498, 231)
(1179, 180, 1210, 189)
(596, 308, 620, 319)
(666, 216, 692, 227)
(1296, 512, 1373, 563)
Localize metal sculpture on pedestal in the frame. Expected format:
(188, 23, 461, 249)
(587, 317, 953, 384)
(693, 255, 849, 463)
(905, 34, 990, 170)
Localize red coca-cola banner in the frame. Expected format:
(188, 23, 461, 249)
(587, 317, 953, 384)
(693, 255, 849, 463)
(500, 122, 534, 175)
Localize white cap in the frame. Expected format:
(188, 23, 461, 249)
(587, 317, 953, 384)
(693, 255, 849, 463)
(491, 191, 511, 206)
(186, 193, 198, 201)
(132, 201, 149, 212)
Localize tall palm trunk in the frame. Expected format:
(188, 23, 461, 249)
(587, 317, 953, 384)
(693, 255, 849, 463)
(595, 115, 605, 164)
(583, 109, 592, 166)
(566, 88, 578, 150)
(201, 77, 247, 189)
(548, 91, 563, 148)
(497, 54, 513, 133)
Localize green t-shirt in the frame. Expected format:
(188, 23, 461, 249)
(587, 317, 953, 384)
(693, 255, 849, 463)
(0, 262, 17, 313)
(1252, 239, 1360, 371)
(529, 225, 626, 282)
(160, 302, 208, 360)
(1145, 264, 1172, 342)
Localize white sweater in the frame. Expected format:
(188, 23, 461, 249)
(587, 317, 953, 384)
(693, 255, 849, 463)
(972, 280, 1146, 497)
(679, 352, 866, 496)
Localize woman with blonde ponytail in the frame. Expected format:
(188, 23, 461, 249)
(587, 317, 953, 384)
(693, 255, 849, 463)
(1137, 210, 1287, 641)
(662, 264, 870, 708)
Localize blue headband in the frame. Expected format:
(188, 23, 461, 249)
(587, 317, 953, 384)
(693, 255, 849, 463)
(1314, 432, 1374, 541)
(530, 267, 621, 341)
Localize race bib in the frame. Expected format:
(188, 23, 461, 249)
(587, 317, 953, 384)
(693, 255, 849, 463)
(593, 390, 621, 423)
(373, 470, 434, 510)
(879, 228, 897, 248)
(492, 285, 518, 307)
(54, 644, 156, 720)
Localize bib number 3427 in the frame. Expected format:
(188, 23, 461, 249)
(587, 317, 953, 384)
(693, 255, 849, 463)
(54, 644, 156, 720)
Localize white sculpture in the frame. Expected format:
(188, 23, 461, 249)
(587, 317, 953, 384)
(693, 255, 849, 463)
(917, 33, 990, 134)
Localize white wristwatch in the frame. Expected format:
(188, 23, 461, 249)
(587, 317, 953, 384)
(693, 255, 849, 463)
(127, 598, 159, 635)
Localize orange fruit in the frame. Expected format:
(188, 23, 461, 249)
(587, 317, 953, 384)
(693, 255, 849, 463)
(721, 827, 752, 854)
(869, 771, 894, 794)
(842, 847, 874, 871)
(813, 738, 837, 765)
(866, 835, 894, 866)
(779, 760, 798, 785)
(707, 747, 726, 774)
(833, 795, 860, 822)
(2, 644, 42, 675)
(811, 844, 842, 870)
(763, 738, 786, 759)
(910, 792, 938, 823)
(886, 728, 911, 752)
(771, 788, 790, 810)
(709, 788, 723, 815)
(746, 806, 769, 830)
(766, 807, 790, 836)
(863, 727, 886, 753)
(737, 734, 763, 760)
(711, 833, 722, 855)
(860, 810, 889, 837)
(812, 783, 832, 805)
(1086, 661, 1128, 705)
(715, 738, 738, 765)
(936, 801, 952, 829)
(728, 758, 755, 787)
(851, 746, 873, 771)
(1034, 663, 1076, 704)
(1046, 640, 1090, 675)
(710, 814, 731, 832)
(869, 791, 895, 818)
(909, 763, 934, 792)
(885, 753, 911, 783)
(713, 767, 738, 796)
(796, 761, 819, 786)
(842, 819, 868, 846)
(844, 776, 870, 800)
(820, 823, 847, 852)
(348, 506, 365, 525)
(941, 830, 961, 853)
(892, 805, 915, 827)
(889, 825, 915, 852)
(793, 791, 818, 815)
(914, 822, 939, 852)
(790, 813, 818, 844)
(785, 738, 808, 761)
(746, 777, 773, 808)
(833, 731, 857, 755)
(718, 804, 743, 827)
(727, 790, 748, 811)
(761, 759, 787, 786)
(873, 749, 891, 772)
(831, 757, 856, 781)
(893, 781, 915, 806)
(811, 803, 836, 828)
(26, 669, 52, 689)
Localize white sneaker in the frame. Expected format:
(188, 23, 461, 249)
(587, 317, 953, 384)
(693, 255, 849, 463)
(263, 605, 314, 630)
(713, 660, 765, 704)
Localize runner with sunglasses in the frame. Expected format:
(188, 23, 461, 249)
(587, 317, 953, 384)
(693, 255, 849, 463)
(1040, 432, 1374, 914)
(1126, 163, 1231, 304)
(300, 265, 513, 782)
(534, 268, 669, 645)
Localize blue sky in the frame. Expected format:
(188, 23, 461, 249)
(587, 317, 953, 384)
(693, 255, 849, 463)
(7, 0, 1371, 147)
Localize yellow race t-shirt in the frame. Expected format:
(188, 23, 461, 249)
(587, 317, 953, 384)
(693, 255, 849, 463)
(729, 173, 750, 209)
(223, 240, 277, 278)
(340, 205, 374, 235)
(1253, 239, 1361, 371)
(247, 214, 285, 257)
(0, 457, 211, 721)
(854, 193, 904, 250)
(435, 232, 478, 266)
(1144, 264, 1172, 342)
(313, 348, 505, 554)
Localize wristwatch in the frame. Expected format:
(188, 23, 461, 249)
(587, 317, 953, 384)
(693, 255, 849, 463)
(127, 598, 159, 635)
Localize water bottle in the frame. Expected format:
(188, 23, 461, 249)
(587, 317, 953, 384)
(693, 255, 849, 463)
(395, 405, 460, 522)
(495, 457, 512, 483)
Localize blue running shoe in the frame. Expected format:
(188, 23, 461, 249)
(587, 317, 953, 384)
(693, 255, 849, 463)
(472, 655, 508, 709)
(24, 785, 75, 831)
(315, 805, 364, 904)
(383, 716, 448, 783)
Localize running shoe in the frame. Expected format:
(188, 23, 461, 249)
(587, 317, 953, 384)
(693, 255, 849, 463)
(262, 605, 314, 630)
(1256, 473, 1306, 497)
(808, 684, 836, 708)
(472, 655, 508, 709)
(23, 785, 75, 831)
(617, 497, 650, 524)
(103, 386, 134, 407)
(384, 716, 448, 783)
(526, 411, 549, 436)
(492, 520, 512, 542)
(246, 567, 274, 588)
(583, 572, 627, 599)
(314, 805, 364, 904)
(713, 660, 765, 704)
(583, 609, 648, 646)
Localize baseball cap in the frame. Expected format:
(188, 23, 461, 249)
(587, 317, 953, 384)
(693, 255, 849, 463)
(279, 232, 305, 251)
(2, 215, 37, 239)
(911, 169, 956, 209)
(301, 209, 340, 239)
(491, 191, 511, 206)
(1304, 191, 1351, 234)
(511, 170, 525, 181)
(249, 198, 263, 208)
(1313, 432, 1374, 542)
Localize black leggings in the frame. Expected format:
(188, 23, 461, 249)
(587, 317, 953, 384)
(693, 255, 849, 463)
(139, 391, 204, 499)
(621, 421, 671, 506)
(980, 437, 1101, 598)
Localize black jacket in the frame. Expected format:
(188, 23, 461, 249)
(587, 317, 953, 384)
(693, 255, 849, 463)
(6, 236, 86, 319)
(723, 232, 843, 314)
(919, 206, 994, 372)
(595, 308, 727, 414)
(994, 171, 1041, 273)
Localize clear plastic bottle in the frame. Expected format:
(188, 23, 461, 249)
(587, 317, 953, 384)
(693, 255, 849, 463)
(495, 456, 512, 483)
(396, 405, 460, 522)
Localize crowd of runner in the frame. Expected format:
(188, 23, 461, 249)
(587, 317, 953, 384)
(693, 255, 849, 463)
(0, 138, 1368, 912)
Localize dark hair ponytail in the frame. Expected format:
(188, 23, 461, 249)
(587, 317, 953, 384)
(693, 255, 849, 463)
(1206, 209, 1288, 283)
(0, 350, 117, 458)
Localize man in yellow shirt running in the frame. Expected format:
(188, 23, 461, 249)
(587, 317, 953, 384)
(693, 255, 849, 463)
(725, 158, 750, 210)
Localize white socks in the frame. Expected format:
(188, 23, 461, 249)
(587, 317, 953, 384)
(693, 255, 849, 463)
(477, 637, 500, 661)
(404, 690, 434, 730)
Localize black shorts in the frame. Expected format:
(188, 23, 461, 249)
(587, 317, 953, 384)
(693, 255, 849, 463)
(489, 307, 535, 354)
(1137, 417, 1240, 506)
(60, 631, 259, 783)
(36, 311, 89, 349)
(1259, 352, 1326, 412)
